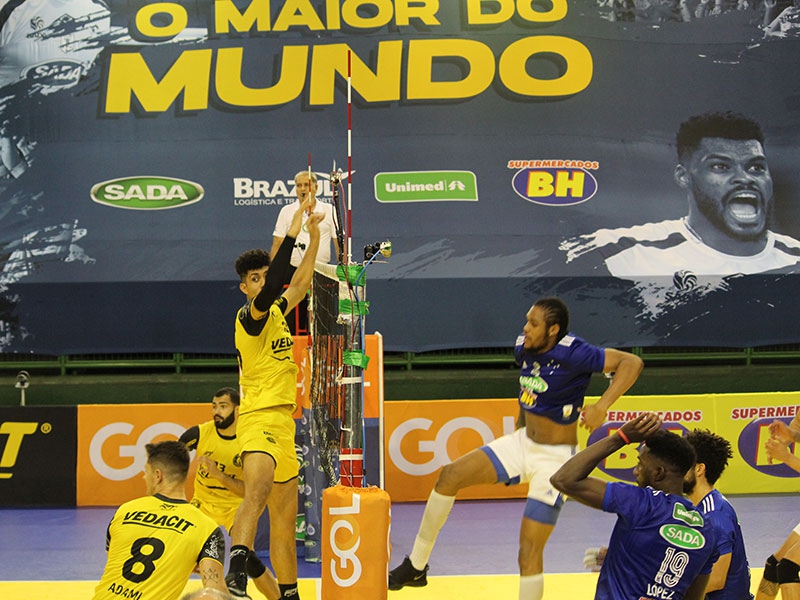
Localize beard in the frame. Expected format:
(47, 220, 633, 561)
(694, 188, 770, 242)
(682, 475, 696, 495)
(214, 412, 235, 430)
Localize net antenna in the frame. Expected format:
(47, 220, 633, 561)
(300, 49, 391, 561)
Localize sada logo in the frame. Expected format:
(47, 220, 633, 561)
(23, 60, 84, 90)
(738, 417, 799, 477)
(508, 159, 598, 206)
(586, 422, 689, 482)
(91, 176, 204, 210)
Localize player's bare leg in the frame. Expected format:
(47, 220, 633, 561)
(757, 531, 800, 600)
(228, 452, 275, 598)
(389, 449, 497, 590)
(267, 478, 301, 598)
(518, 516, 556, 600)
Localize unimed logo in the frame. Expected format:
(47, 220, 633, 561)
(374, 170, 478, 203)
(0, 421, 45, 479)
(91, 176, 204, 210)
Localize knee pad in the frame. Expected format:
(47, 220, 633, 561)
(777, 558, 800, 585)
(764, 554, 779, 583)
(246, 550, 267, 579)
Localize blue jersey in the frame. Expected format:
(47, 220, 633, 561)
(514, 333, 605, 424)
(699, 489, 753, 600)
(598, 483, 720, 600)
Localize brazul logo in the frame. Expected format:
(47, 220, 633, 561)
(508, 159, 599, 206)
(374, 171, 478, 203)
(0, 421, 47, 479)
(233, 171, 351, 206)
(91, 176, 204, 210)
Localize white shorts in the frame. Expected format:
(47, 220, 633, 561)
(482, 427, 576, 507)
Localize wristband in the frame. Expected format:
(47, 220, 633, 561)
(618, 429, 630, 444)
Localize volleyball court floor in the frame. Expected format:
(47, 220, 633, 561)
(0, 494, 788, 599)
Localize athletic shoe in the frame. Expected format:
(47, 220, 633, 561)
(388, 556, 429, 590)
(225, 572, 252, 599)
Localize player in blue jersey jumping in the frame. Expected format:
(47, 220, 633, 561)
(551, 412, 720, 600)
(388, 296, 644, 600)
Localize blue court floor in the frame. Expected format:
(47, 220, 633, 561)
(0, 494, 793, 582)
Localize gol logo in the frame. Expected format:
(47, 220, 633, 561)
(738, 417, 799, 477)
(89, 422, 186, 481)
(512, 167, 598, 206)
(328, 493, 363, 587)
(389, 416, 516, 476)
(586, 422, 689, 482)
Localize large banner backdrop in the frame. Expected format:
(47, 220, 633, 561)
(1, 0, 800, 354)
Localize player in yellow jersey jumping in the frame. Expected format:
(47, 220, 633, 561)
(226, 192, 322, 600)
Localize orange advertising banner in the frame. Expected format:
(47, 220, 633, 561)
(384, 399, 526, 502)
(77, 403, 209, 506)
(384, 393, 800, 503)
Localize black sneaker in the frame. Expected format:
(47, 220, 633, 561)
(388, 556, 429, 590)
(225, 572, 252, 599)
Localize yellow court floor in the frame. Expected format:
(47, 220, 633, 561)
(0, 569, 765, 600)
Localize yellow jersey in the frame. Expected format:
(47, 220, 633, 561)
(92, 494, 224, 600)
(235, 297, 298, 415)
(181, 421, 243, 530)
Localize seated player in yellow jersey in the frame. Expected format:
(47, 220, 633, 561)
(92, 440, 227, 600)
(180, 387, 281, 600)
(227, 192, 323, 600)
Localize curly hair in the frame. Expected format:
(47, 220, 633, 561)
(235, 249, 270, 280)
(644, 429, 697, 476)
(685, 429, 733, 485)
(677, 111, 764, 162)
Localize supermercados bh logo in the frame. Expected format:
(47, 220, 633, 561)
(91, 176, 204, 210)
(509, 159, 599, 206)
(587, 420, 690, 482)
(734, 409, 800, 477)
(374, 171, 478, 203)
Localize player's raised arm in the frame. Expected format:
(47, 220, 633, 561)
(250, 197, 314, 320)
(581, 348, 643, 430)
(283, 212, 322, 312)
(551, 412, 662, 508)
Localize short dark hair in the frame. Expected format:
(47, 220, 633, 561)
(677, 111, 764, 162)
(685, 429, 732, 485)
(145, 440, 190, 482)
(214, 386, 240, 406)
(235, 249, 270, 280)
(534, 297, 570, 342)
(644, 430, 697, 477)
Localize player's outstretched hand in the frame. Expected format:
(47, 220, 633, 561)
(766, 437, 793, 465)
(580, 403, 606, 432)
(584, 546, 608, 572)
(306, 212, 323, 237)
(619, 412, 662, 444)
(769, 420, 794, 445)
